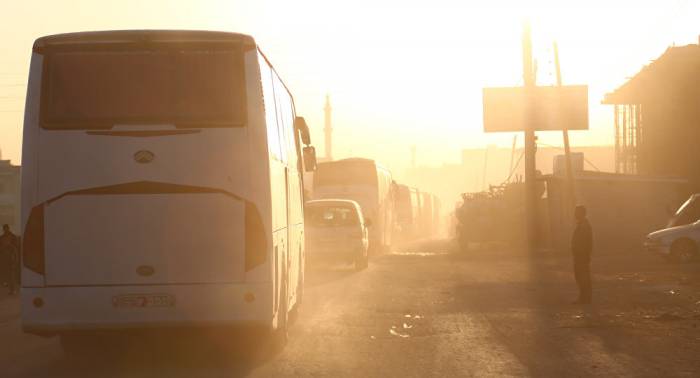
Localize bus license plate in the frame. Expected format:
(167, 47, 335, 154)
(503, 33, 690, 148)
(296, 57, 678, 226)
(112, 294, 175, 308)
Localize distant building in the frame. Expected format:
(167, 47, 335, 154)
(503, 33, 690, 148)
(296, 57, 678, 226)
(402, 145, 614, 215)
(0, 160, 20, 232)
(553, 152, 584, 176)
(460, 145, 615, 189)
(603, 41, 700, 186)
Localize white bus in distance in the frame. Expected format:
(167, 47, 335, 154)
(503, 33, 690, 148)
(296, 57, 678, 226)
(394, 184, 422, 243)
(312, 158, 394, 254)
(20, 30, 317, 350)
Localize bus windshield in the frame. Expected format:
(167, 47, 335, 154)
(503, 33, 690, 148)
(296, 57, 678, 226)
(42, 47, 246, 129)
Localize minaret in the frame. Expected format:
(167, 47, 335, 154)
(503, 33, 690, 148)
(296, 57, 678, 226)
(324, 94, 333, 160)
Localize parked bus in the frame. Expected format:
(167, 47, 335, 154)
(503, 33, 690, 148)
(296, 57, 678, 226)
(20, 30, 316, 349)
(313, 158, 394, 253)
(414, 192, 443, 239)
(431, 194, 442, 237)
(394, 184, 421, 243)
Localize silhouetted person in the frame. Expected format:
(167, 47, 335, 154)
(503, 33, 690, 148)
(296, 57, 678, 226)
(0, 224, 19, 295)
(571, 206, 592, 304)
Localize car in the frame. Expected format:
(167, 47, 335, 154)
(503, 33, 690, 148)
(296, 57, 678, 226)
(645, 194, 700, 263)
(645, 225, 699, 263)
(305, 199, 370, 270)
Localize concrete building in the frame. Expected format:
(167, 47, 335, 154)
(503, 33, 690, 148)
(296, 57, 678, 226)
(603, 41, 700, 187)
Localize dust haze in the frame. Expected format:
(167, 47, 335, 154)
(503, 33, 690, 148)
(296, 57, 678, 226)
(1, 1, 700, 377)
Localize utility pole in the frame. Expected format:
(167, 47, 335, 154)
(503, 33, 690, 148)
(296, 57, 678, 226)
(553, 42, 577, 217)
(522, 22, 538, 253)
(324, 94, 333, 160)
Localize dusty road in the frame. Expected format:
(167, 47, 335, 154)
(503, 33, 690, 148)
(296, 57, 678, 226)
(2, 244, 700, 377)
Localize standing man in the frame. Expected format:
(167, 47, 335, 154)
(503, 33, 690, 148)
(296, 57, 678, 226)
(0, 224, 19, 295)
(571, 205, 592, 304)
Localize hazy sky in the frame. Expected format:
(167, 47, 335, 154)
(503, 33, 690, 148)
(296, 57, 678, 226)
(1, 0, 698, 175)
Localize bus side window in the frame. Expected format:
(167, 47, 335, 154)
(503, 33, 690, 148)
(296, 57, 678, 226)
(272, 72, 297, 166)
(258, 53, 284, 161)
(270, 73, 288, 163)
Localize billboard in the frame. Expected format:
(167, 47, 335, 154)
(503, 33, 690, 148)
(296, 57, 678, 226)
(483, 85, 588, 132)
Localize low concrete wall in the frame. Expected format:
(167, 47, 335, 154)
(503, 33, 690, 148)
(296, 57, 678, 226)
(545, 172, 687, 253)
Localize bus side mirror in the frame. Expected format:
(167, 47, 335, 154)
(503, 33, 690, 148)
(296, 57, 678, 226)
(295, 116, 311, 146)
(303, 146, 317, 172)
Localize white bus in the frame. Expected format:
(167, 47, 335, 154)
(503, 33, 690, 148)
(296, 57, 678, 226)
(394, 184, 420, 243)
(20, 30, 316, 348)
(312, 158, 393, 254)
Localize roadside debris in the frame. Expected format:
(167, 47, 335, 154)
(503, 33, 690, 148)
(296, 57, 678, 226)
(654, 313, 684, 322)
(389, 328, 410, 338)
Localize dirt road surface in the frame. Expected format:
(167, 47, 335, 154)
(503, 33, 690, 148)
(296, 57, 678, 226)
(1, 242, 700, 377)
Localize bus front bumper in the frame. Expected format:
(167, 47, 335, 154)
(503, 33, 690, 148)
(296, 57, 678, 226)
(21, 282, 273, 336)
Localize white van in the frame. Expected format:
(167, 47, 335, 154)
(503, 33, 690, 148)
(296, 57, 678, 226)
(305, 199, 369, 270)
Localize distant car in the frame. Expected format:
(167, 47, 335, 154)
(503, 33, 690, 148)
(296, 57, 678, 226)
(305, 199, 369, 270)
(645, 194, 700, 263)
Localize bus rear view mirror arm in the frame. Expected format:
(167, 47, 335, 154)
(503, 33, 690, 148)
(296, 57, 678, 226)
(295, 116, 311, 146)
(303, 146, 317, 172)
